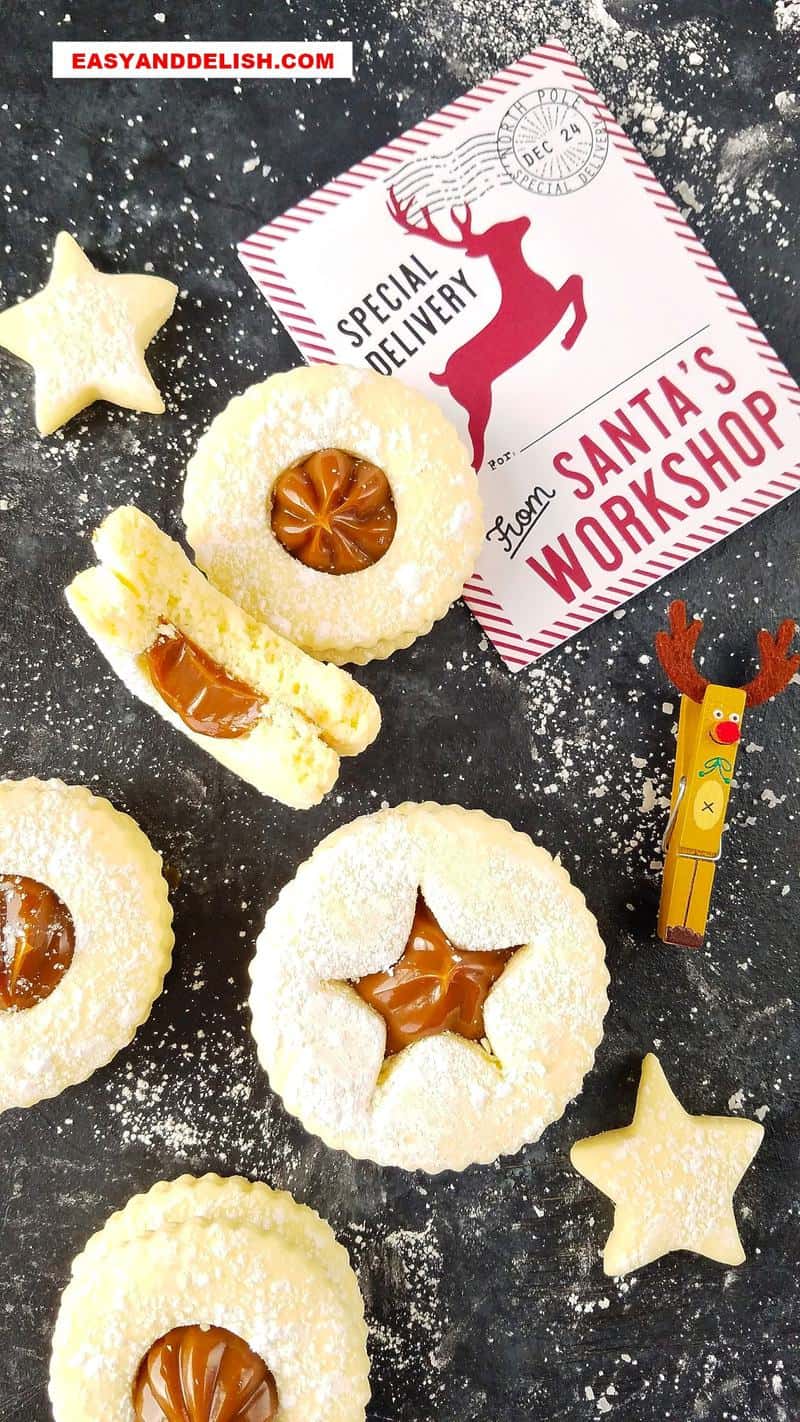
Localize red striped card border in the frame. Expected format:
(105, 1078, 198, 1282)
(239, 39, 800, 671)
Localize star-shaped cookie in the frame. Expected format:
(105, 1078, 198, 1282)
(570, 1054, 763, 1276)
(0, 232, 177, 435)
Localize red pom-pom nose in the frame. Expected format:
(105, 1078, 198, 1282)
(714, 719, 740, 745)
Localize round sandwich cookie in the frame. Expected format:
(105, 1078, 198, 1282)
(0, 778, 173, 1113)
(182, 364, 484, 664)
(249, 802, 609, 1173)
(50, 1173, 371, 1422)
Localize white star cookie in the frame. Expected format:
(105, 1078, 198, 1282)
(571, 1053, 763, 1276)
(0, 232, 176, 434)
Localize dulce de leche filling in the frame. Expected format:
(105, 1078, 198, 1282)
(0, 875, 75, 1011)
(145, 627, 265, 739)
(271, 448, 397, 574)
(354, 893, 516, 1057)
(134, 1325, 278, 1422)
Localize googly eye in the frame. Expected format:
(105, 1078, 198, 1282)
(713, 708, 723, 719)
(730, 712, 740, 724)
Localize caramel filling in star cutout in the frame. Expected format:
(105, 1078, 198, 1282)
(570, 1053, 764, 1277)
(354, 893, 516, 1057)
(0, 231, 177, 435)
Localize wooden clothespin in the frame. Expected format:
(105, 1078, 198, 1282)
(655, 601, 799, 948)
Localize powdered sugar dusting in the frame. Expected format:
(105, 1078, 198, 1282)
(250, 804, 608, 1171)
(0, 779, 172, 1112)
(394, 0, 796, 310)
(183, 365, 483, 660)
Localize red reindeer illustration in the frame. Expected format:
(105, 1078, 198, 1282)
(387, 188, 587, 469)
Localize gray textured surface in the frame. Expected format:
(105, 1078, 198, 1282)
(0, 2, 798, 1420)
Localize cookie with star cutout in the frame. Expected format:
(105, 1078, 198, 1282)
(249, 802, 609, 1172)
(0, 232, 176, 435)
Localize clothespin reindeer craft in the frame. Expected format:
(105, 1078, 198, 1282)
(655, 600, 799, 949)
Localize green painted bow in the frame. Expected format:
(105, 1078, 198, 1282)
(698, 756, 733, 784)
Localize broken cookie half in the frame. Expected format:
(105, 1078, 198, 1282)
(66, 507, 381, 809)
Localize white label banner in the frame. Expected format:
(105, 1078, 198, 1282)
(52, 41, 352, 79)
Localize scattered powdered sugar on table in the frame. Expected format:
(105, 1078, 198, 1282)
(345, 1212, 448, 1414)
(104, 968, 301, 1174)
(395, 0, 796, 303)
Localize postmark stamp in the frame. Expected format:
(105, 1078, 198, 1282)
(497, 88, 609, 196)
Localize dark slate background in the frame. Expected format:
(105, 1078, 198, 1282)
(0, 3, 798, 1420)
